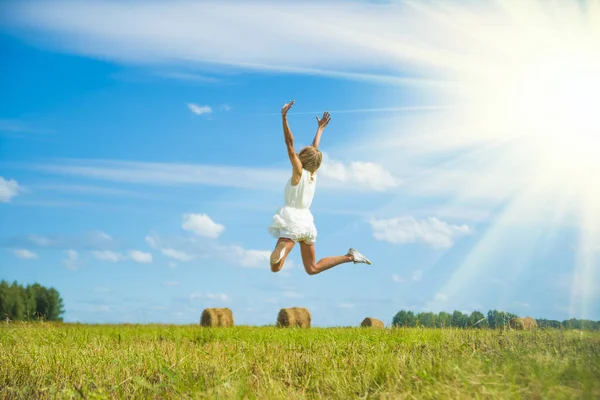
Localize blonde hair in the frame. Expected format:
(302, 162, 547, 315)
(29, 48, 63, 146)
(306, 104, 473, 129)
(298, 146, 322, 178)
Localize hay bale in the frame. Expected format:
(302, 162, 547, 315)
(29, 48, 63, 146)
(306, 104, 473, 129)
(200, 308, 234, 327)
(277, 307, 311, 328)
(361, 317, 384, 328)
(509, 317, 538, 330)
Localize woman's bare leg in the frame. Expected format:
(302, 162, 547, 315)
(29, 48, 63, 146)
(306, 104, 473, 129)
(270, 238, 295, 273)
(299, 241, 353, 275)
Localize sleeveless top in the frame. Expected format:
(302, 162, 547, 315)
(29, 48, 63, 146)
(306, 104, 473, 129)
(283, 169, 316, 209)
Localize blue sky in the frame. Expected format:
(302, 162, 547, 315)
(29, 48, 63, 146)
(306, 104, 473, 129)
(1, 0, 599, 326)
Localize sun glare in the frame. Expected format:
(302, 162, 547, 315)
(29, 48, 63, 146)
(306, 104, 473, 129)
(509, 53, 600, 166)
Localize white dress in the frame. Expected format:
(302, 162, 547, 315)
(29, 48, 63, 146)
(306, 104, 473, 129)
(268, 169, 318, 244)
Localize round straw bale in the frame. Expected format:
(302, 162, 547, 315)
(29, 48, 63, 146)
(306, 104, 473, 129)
(361, 317, 384, 328)
(200, 308, 234, 327)
(509, 317, 537, 330)
(277, 307, 311, 328)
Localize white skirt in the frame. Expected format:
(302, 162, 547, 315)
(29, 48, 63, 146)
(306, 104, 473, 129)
(268, 206, 317, 244)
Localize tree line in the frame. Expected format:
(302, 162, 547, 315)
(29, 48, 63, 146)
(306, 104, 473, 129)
(392, 309, 600, 330)
(0, 280, 64, 321)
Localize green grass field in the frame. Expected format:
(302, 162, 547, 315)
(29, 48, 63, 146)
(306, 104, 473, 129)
(1, 323, 599, 399)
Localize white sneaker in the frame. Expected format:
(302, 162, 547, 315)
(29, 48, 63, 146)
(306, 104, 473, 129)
(270, 242, 287, 264)
(348, 248, 371, 265)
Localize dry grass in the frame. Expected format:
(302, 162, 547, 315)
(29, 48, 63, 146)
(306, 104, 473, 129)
(360, 317, 384, 328)
(510, 317, 538, 330)
(277, 307, 311, 328)
(200, 308, 234, 328)
(1, 323, 599, 399)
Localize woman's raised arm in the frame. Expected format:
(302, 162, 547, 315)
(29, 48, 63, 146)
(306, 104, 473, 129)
(312, 111, 331, 149)
(281, 101, 303, 180)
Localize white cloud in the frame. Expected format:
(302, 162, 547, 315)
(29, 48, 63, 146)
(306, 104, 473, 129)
(220, 104, 231, 111)
(229, 246, 270, 268)
(190, 292, 229, 302)
(29, 158, 400, 193)
(391, 274, 405, 283)
(206, 293, 229, 302)
(370, 216, 470, 248)
(163, 281, 180, 287)
(145, 234, 195, 261)
(187, 103, 212, 115)
(168, 261, 177, 269)
(0, 177, 20, 202)
(28, 234, 54, 246)
(160, 248, 195, 262)
(63, 249, 80, 270)
(155, 71, 218, 83)
(513, 301, 530, 309)
(283, 291, 303, 299)
(319, 155, 400, 192)
(13, 249, 38, 259)
(434, 292, 448, 302)
(412, 270, 423, 282)
(91, 250, 125, 262)
(182, 213, 225, 238)
(2, 1, 447, 86)
(128, 250, 153, 263)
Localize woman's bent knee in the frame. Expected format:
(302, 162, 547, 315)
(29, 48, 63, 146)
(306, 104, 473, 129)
(303, 263, 318, 275)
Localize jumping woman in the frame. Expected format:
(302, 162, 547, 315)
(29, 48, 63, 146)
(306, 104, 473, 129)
(268, 100, 371, 275)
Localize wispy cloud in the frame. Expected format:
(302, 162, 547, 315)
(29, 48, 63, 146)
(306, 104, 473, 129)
(187, 103, 212, 115)
(0, 119, 50, 137)
(145, 233, 195, 262)
(434, 292, 448, 302)
(26, 158, 399, 193)
(12, 249, 38, 259)
(6, 230, 119, 251)
(412, 270, 423, 282)
(370, 216, 470, 248)
(91, 250, 125, 262)
(155, 71, 218, 84)
(128, 250, 153, 264)
(391, 274, 405, 283)
(283, 291, 304, 299)
(0, 177, 20, 202)
(63, 249, 80, 270)
(1, 1, 458, 87)
(91, 249, 155, 263)
(189, 292, 229, 302)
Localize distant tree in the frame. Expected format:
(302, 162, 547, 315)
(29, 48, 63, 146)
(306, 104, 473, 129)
(392, 310, 408, 327)
(393, 308, 599, 331)
(536, 319, 562, 329)
(451, 310, 468, 328)
(0, 281, 9, 320)
(418, 312, 436, 328)
(0, 280, 64, 321)
(437, 312, 452, 328)
(469, 311, 487, 328)
(406, 311, 417, 327)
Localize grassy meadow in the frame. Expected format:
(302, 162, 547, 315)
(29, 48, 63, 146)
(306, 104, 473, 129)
(1, 323, 599, 399)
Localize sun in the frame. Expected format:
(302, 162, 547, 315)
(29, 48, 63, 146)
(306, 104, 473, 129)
(505, 52, 600, 169)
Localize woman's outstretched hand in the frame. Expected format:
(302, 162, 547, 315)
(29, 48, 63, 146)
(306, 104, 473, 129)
(282, 100, 295, 116)
(316, 112, 331, 129)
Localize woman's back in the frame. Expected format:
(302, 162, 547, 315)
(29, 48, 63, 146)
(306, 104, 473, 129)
(284, 169, 316, 209)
